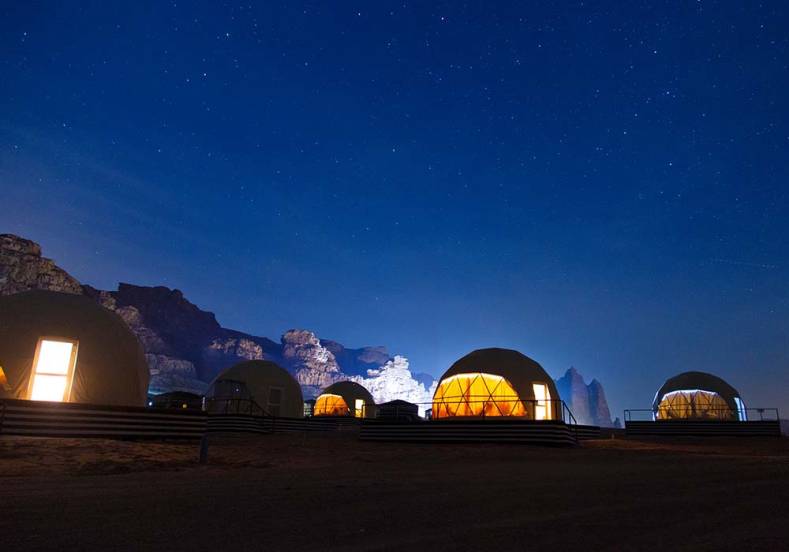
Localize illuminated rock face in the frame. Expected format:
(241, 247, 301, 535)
(281, 329, 343, 396)
(352, 356, 437, 415)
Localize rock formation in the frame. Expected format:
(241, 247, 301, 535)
(279, 329, 343, 397)
(0, 234, 82, 296)
(555, 367, 614, 427)
(353, 355, 437, 415)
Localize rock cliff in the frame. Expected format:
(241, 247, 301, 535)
(352, 355, 437, 415)
(0, 234, 82, 296)
(555, 367, 615, 427)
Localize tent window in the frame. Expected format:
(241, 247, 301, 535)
(27, 338, 78, 402)
(533, 383, 551, 420)
(268, 387, 283, 417)
(432, 373, 526, 419)
(354, 398, 365, 418)
(656, 389, 735, 420)
(314, 394, 349, 416)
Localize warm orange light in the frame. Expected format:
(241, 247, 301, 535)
(0, 365, 9, 391)
(314, 393, 349, 416)
(432, 372, 527, 419)
(28, 338, 78, 402)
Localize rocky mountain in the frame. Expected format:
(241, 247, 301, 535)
(86, 284, 413, 399)
(0, 235, 82, 296)
(555, 367, 614, 427)
(352, 355, 437, 415)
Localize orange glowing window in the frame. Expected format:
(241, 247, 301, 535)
(314, 393, 350, 416)
(432, 372, 528, 419)
(26, 337, 79, 402)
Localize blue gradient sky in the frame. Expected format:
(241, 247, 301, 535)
(2, 2, 788, 417)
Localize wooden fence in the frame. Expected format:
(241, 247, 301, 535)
(359, 419, 579, 446)
(625, 420, 781, 437)
(0, 399, 206, 439)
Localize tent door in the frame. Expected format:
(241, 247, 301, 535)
(354, 399, 365, 418)
(267, 387, 283, 417)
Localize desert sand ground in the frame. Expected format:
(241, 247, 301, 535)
(2, 432, 788, 551)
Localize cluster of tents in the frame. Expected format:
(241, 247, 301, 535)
(0, 290, 755, 424)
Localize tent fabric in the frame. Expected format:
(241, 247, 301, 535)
(0, 290, 149, 406)
(205, 360, 303, 418)
(652, 371, 743, 419)
(433, 372, 529, 418)
(315, 381, 375, 418)
(433, 348, 560, 420)
(437, 348, 559, 402)
(313, 393, 349, 416)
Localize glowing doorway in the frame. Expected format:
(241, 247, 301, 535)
(533, 383, 551, 420)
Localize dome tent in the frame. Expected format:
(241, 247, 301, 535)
(432, 348, 560, 420)
(314, 381, 375, 418)
(652, 371, 746, 421)
(0, 290, 149, 407)
(205, 360, 303, 417)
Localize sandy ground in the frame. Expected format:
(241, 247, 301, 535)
(2, 432, 788, 551)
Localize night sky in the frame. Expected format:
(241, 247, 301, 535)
(2, 2, 788, 417)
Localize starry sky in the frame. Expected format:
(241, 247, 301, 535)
(2, 1, 788, 417)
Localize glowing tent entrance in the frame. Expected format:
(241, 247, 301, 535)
(655, 389, 740, 420)
(314, 394, 350, 416)
(432, 372, 553, 420)
(27, 338, 79, 402)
